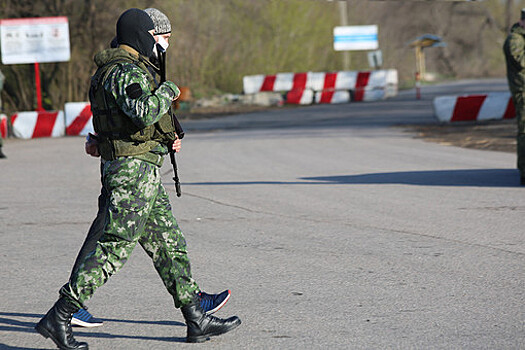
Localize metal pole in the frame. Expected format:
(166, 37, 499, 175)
(415, 47, 421, 100)
(420, 49, 426, 81)
(34, 62, 44, 111)
(339, 0, 350, 70)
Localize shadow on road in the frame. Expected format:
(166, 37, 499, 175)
(302, 169, 520, 187)
(181, 169, 521, 188)
(0, 311, 186, 347)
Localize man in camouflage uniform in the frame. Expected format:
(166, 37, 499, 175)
(35, 9, 241, 349)
(504, 9, 525, 185)
(72, 7, 231, 328)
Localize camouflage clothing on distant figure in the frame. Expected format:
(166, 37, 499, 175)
(0, 69, 5, 159)
(503, 21, 525, 180)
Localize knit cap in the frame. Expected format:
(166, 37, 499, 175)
(144, 8, 171, 35)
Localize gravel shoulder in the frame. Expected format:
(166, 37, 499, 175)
(404, 119, 516, 153)
(180, 104, 518, 154)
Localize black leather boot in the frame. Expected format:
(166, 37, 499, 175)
(35, 297, 89, 350)
(181, 299, 241, 343)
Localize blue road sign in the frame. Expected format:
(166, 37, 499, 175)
(333, 25, 378, 51)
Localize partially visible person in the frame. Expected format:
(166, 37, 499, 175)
(0, 69, 6, 159)
(71, 8, 231, 328)
(0, 136, 6, 159)
(503, 9, 525, 185)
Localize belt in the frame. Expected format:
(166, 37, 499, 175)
(102, 152, 164, 167)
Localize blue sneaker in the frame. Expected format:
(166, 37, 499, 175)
(71, 308, 103, 328)
(198, 290, 231, 315)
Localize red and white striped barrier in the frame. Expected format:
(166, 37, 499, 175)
(0, 114, 7, 139)
(11, 111, 65, 139)
(243, 69, 398, 102)
(314, 90, 351, 104)
(65, 102, 94, 136)
(285, 88, 315, 105)
(433, 92, 515, 122)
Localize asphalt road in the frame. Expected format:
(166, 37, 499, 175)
(1, 79, 523, 349)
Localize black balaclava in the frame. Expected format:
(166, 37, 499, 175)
(116, 8, 155, 57)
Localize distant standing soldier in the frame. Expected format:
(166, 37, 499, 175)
(0, 69, 6, 159)
(503, 9, 525, 185)
(0, 132, 5, 159)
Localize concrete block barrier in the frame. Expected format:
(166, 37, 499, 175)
(243, 72, 304, 94)
(243, 69, 398, 104)
(285, 88, 315, 105)
(11, 111, 65, 139)
(315, 89, 351, 104)
(65, 102, 93, 136)
(433, 92, 515, 122)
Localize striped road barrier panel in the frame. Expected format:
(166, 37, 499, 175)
(315, 89, 351, 104)
(243, 69, 398, 102)
(11, 111, 65, 139)
(65, 102, 94, 136)
(433, 92, 515, 122)
(284, 88, 315, 105)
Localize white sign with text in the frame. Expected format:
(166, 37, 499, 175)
(334, 25, 378, 51)
(0, 16, 70, 64)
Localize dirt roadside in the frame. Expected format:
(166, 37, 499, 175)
(180, 104, 518, 154)
(403, 119, 516, 154)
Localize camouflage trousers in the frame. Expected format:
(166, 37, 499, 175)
(512, 90, 525, 176)
(61, 157, 199, 309)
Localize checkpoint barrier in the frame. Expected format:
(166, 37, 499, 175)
(243, 69, 398, 103)
(0, 114, 7, 139)
(315, 89, 351, 104)
(284, 88, 315, 105)
(433, 92, 515, 122)
(65, 102, 93, 136)
(11, 110, 65, 139)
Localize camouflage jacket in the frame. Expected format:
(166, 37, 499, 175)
(504, 23, 525, 93)
(91, 45, 180, 161)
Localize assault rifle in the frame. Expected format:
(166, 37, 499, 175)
(157, 43, 183, 197)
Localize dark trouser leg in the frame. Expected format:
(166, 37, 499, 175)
(62, 158, 155, 307)
(512, 91, 525, 177)
(0, 134, 5, 159)
(70, 184, 109, 277)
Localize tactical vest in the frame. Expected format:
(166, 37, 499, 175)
(89, 50, 177, 161)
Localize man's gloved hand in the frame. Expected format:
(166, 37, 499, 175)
(85, 133, 100, 157)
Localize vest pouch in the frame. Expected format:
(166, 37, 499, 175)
(128, 124, 156, 142)
(155, 112, 176, 133)
(153, 112, 177, 141)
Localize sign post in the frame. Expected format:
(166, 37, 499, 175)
(34, 62, 43, 111)
(409, 34, 446, 100)
(0, 16, 70, 111)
